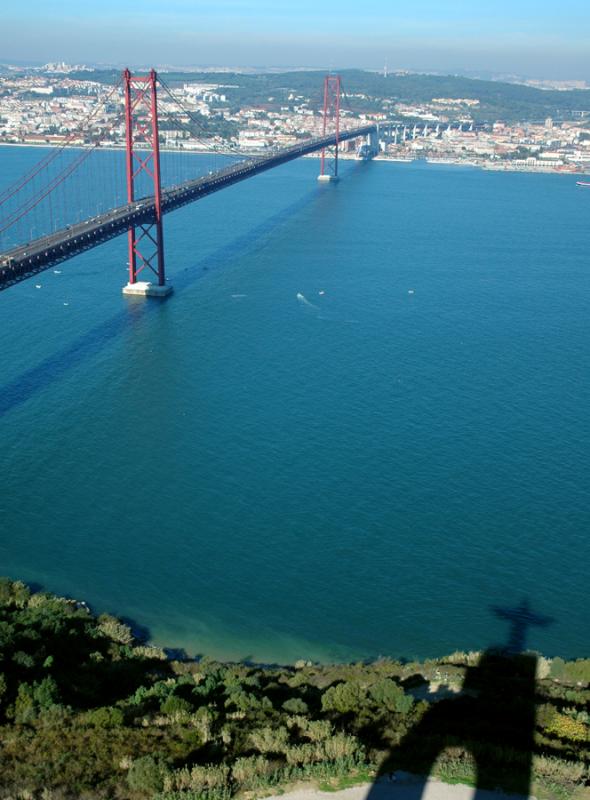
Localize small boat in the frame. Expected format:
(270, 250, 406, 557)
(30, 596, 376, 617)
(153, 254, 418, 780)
(576, 181, 590, 187)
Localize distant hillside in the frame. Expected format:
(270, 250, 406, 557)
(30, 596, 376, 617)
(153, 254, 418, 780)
(65, 68, 590, 123)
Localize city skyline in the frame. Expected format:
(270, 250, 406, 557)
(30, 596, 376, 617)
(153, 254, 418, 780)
(2, 0, 590, 80)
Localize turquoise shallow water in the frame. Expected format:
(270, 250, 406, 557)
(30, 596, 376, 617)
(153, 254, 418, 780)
(1, 147, 589, 663)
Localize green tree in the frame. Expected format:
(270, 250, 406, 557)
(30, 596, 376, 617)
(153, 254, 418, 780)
(84, 706, 125, 728)
(33, 676, 60, 710)
(369, 678, 414, 714)
(160, 694, 193, 716)
(14, 682, 36, 723)
(321, 681, 367, 714)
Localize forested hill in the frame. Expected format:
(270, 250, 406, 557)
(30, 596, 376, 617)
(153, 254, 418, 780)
(0, 577, 589, 799)
(66, 67, 590, 123)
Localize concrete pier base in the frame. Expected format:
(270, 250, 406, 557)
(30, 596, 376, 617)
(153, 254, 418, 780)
(317, 174, 340, 182)
(122, 281, 173, 298)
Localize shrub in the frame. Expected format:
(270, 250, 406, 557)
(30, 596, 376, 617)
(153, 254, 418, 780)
(303, 719, 333, 742)
(98, 614, 134, 646)
(84, 706, 125, 728)
(536, 656, 552, 680)
(12, 651, 35, 669)
(286, 743, 321, 765)
(190, 706, 216, 743)
(164, 763, 230, 793)
(231, 755, 276, 789)
(550, 657, 590, 685)
(321, 733, 363, 762)
(160, 694, 193, 717)
(224, 689, 264, 712)
(542, 710, 589, 743)
(127, 755, 167, 793)
(433, 752, 477, 786)
(0, 578, 31, 608)
(249, 725, 289, 754)
(533, 755, 588, 787)
(282, 697, 309, 714)
(133, 645, 167, 661)
(444, 651, 481, 667)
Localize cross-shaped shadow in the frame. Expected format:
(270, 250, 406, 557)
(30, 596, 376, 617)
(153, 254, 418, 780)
(365, 600, 553, 799)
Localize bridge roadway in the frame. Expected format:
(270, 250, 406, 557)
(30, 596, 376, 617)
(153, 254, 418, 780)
(0, 124, 376, 292)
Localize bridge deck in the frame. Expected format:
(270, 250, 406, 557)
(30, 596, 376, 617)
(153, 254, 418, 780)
(0, 124, 376, 292)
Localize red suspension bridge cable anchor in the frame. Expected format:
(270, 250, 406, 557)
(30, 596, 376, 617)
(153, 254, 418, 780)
(122, 68, 172, 298)
(318, 75, 341, 183)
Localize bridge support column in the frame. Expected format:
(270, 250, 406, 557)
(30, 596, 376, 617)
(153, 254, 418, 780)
(122, 68, 172, 298)
(368, 127, 380, 155)
(318, 75, 341, 182)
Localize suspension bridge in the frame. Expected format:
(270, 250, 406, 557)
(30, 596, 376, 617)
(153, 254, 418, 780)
(0, 71, 378, 296)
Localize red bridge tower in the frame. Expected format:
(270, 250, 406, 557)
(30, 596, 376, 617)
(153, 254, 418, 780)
(318, 75, 341, 182)
(122, 68, 172, 297)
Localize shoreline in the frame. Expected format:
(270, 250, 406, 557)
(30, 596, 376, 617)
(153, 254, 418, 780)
(4, 573, 590, 672)
(1, 140, 588, 177)
(4, 574, 589, 668)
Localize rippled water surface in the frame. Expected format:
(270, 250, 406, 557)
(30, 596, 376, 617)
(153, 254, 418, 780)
(1, 147, 589, 662)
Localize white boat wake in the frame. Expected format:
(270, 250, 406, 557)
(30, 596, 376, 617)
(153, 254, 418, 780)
(296, 292, 320, 311)
(296, 292, 357, 324)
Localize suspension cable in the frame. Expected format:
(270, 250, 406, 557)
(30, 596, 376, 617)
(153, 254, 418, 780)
(0, 142, 103, 237)
(0, 78, 123, 208)
(157, 76, 251, 159)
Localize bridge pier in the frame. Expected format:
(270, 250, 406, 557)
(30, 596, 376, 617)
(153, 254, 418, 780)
(122, 281, 173, 298)
(317, 174, 339, 183)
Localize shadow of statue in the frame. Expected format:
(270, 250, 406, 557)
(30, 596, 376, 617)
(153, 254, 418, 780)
(366, 600, 553, 799)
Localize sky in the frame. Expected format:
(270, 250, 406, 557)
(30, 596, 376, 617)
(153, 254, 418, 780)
(2, 0, 590, 80)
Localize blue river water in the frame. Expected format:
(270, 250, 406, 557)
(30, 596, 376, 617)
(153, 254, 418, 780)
(1, 146, 589, 663)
